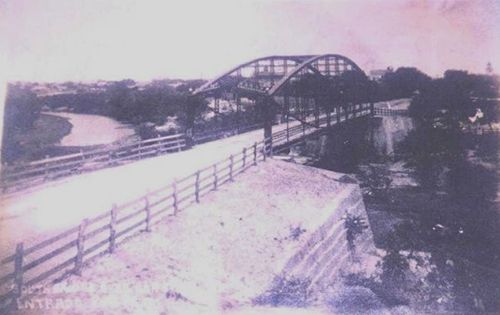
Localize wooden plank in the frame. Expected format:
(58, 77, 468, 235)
(149, 203, 173, 220)
(109, 205, 117, 253)
(82, 238, 109, 258)
(172, 180, 178, 215)
(0, 271, 14, 287)
(195, 171, 200, 203)
(84, 224, 111, 240)
(145, 197, 151, 232)
(86, 211, 110, 227)
(0, 289, 14, 305)
(14, 243, 23, 299)
(242, 148, 247, 170)
(0, 253, 15, 266)
(253, 142, 257, 165)
(23, 240, 77, 272)
(116, 206, 144, 225)
(25, 257, 75, 287)
(22, 151, 84, 167)
(74, 219, 88, 275)
(115, 219, 146, 240)
(148, 193, 172, 209)
(24, 225, 79, 257)
(213, 164, 218, 190)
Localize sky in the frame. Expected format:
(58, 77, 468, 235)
(0, 0, 499, 82)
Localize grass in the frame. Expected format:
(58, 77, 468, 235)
(7, 113, 73, 163)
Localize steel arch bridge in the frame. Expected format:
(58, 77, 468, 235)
(191, 54, 374, 146)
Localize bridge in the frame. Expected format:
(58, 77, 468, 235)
(0, 53, 386, 311)
(192, 54, 373, 150)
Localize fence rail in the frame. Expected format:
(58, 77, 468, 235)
(0, 133, 187, 194)
(0, 101, 373, 311)
(193, 122, 263, 144)
(0, 137, 269, 311)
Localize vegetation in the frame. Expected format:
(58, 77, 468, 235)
(254, 276, 312, 307)
(409, 70, 499, 125)
(39, 79, 208, 127)
(342, 213, 368, 254)
(375, 67, 431, 101)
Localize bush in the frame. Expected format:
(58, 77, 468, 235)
(253, 276, 312, 307)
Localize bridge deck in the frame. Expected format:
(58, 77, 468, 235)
(0, 112, 338, 259)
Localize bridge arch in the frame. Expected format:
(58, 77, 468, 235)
(189, 54, 372, 148)
(268, 54, 365, 96)
(193, 55, 314, 96)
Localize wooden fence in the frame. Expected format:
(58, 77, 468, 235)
(0, 101, 373, 311)
(0, 138, 269, 311)
(0, 133, 186, 194)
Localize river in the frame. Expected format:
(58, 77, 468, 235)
(48, 112, 136, 147)
(290, 101, 500, 313)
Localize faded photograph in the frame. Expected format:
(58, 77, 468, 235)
(0, 0, 499, 314)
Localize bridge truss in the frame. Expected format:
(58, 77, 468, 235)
(192, 54, 374, 147)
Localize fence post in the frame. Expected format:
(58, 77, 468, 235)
(43, 155, 50, 180)
(109, 205, 117, 253)
(138, 142, 142, 160)
(253, 142, 257, 165)
(229, 155, 234, 181)
(157, 135, 163, 155)
(195, 171, 200, 203)
(172, 179, 178, 215)
(14, 242, 24, 300)
(262, 147, 267, 162)
(75, 218, 88, 276)
(242, 148, 247, 170)
(213, 164, 218, 190)
(145, 196, 151, 232)
(107, 150, 113, 166)
(177, 136, 183, 152)
(286, 121, 290, 142)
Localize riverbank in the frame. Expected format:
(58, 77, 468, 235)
(4, 114, 73, 163)
(3, 111, 138, 165)
(282, 111, 500, 313)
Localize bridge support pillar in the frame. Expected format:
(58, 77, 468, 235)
(236, 93, 241, 133)
(284, 94, 290, 142)
(314, 98, 320, 127)
(259, 96, 274, 156)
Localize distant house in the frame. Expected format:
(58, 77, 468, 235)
(369, 69, 389, 81)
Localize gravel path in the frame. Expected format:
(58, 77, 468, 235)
(12, 160, 348, 315)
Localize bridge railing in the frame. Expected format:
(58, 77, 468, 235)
(0, 134, 187, 194)
(192, 122, 264, 144)
(272, 102, 373, 154)
(0, 136, 270, 311)
(373, 108, 409, 116)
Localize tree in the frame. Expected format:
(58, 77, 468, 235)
(380, 67, 431, 99)
(2, 84, 41, 162)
